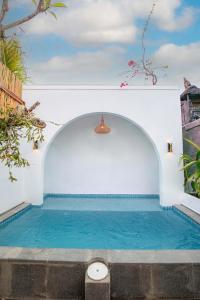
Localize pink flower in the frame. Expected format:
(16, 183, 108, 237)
(128, 60, 136, 67)
(120, 81, 128, 88)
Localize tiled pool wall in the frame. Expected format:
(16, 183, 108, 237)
(0, 255, 200, 299)
(43, 193, 165, 212)
(43, 193, 160, 199)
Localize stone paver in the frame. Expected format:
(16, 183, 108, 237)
(174, 204, 200, 225)
(0, 203, 31, 223)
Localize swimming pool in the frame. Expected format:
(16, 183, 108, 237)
(0, 195, 200, 249)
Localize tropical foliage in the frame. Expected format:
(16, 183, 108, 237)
(0, 0, 66, 79)
(0, 38, 27, 83)
(181, 138, 200, 198)
(0, 0, 66, 181)
(0, 104, 45, 181)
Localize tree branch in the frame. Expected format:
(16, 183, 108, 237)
(27, 101, 40, 113)
(1, 0, 48, 32)
(141, 0, 158, 85)
(0, 0, 9, 24)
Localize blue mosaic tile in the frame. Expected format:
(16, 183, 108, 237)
(44, 193, 160, 200)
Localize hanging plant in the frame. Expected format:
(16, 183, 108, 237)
(0, 102, 46, 181)
(0, 38, 45, 182)
(0, 1, 66, 181)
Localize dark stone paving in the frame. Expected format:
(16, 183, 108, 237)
(0, 261, 86, 300)
(0, 297, 200, 300)
(193, 264, 200, 299)
(110, 263, 200, 300)
(1, 298, 82, 300)
(11, 263, 46, 298)
(151, 264, 194, 299)
(0, 260, 199, 300)
(111, 263, 152, 299)
(47, 264, 85, 299)
(0, 298, 200, 300)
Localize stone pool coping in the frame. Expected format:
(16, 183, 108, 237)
(0, 202, 31, 223)
(1, 203, 200, 264)
(175, 204, 200, 225)
(0, 247, 200, 263)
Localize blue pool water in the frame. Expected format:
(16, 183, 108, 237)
(0, 195, 200, 249)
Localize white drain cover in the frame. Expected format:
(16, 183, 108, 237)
(87, 262, 108, 281)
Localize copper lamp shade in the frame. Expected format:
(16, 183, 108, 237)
(95, 115, 111, 134)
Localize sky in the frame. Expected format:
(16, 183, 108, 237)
(2, 0, 200, 86)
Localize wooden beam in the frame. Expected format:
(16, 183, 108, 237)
(0, 84, 25, 105)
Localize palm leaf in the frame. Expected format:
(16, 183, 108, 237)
(196, 150, 200, 161)
(184, 138, 200, 152)
(0, 38, 27, 83)
(181, 160, 197, 171)
(180, 153, 192, 164)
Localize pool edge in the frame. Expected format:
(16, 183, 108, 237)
(0, 202, 31, 225)
(174, 204, 200, 225)
(0, 247, 200, 263)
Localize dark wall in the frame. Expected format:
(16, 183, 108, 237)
(0, 260, 199, 300)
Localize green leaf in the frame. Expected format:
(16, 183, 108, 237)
(51, 2, 67, 7)
(180, 153, 192, 164)
(49, 11, 57, 19)
(184, 138, 200, 151)
(196, 151, 200, 161)
(0, 105, 45, 182)
(181, 160, 196, 171)
(191, 181, 196, 192)
(0, 38, 27, 83)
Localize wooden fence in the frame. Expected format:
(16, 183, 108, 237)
(0, 62, 25, 110)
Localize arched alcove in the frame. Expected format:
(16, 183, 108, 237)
(44, 113, 159, 195)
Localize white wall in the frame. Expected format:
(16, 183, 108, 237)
(0, 166, 25, 214)
(44, 114, 159, 194)
(21, 85, 184, 207)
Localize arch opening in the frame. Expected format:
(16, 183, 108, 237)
(44, 113, 160, 196)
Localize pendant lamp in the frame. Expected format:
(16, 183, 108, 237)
(95, 114, 111, 134)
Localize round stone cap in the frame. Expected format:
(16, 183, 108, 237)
(87, 261, 109, 281)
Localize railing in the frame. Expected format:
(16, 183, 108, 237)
(0, 62, 25, 110)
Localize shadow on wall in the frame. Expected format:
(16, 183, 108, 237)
(44, 113, 159, 195)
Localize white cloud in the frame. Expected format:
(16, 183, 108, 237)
(152, 42, 200, 86)
(122, 0, 195, 31)
(28, 47, 126, 84)
(24, 0, 137, 45)
(23, 0, 195, 45)
(153, 2, 194, 31)
(10, 1, 198, 85)
(27, 42, 200, 86)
